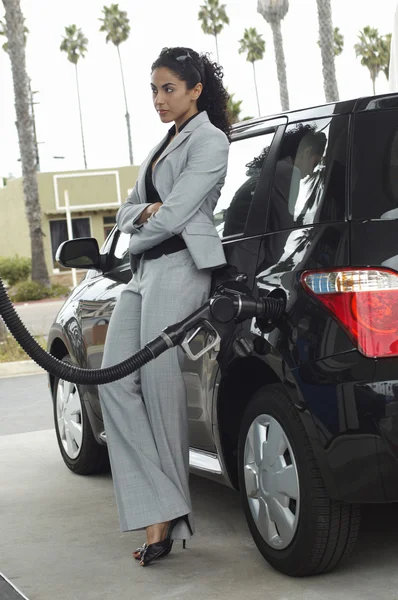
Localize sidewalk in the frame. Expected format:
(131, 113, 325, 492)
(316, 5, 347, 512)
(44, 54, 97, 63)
(0, 359, 45, 379)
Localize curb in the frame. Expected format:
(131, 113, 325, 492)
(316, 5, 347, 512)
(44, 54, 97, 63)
(12, 297, 67, 306)
(0, 360, 45, 379)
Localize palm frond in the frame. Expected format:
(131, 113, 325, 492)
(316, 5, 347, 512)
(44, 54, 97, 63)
(238, 27, 265, 63)
(99, 3, 130, 46)
(60, 24, 88, 64)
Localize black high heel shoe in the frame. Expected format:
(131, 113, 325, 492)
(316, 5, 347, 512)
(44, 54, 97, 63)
(139, 514, 193, 567)
(133, 541, 173, 561)
(133, 543, 147, 560)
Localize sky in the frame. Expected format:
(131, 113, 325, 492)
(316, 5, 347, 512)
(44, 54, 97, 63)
(0, 0, 397, 179)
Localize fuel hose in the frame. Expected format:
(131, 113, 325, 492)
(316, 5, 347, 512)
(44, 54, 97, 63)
(0, 276, 284, 385)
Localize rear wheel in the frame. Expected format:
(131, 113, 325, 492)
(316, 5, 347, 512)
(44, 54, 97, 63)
(238, 384, 361, 576)
(52, 355, 109, 475)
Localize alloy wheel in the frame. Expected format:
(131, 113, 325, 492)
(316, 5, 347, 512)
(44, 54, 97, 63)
(55, 379, 83, 459)
(243, 414, 300, 550)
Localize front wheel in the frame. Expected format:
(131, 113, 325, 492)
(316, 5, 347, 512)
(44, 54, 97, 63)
(238, 384, 361, 576)
(52, 355, 109, 475)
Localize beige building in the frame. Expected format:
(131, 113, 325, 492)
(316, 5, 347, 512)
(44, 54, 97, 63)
(0, 165, 139, 275)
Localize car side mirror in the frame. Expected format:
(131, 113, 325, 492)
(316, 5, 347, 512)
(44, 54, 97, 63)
(56, 237, 101, 270)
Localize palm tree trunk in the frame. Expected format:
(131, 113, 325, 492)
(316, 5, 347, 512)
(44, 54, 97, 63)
(270, 19, 290, 111)
(252, 61, 261, 116)
(74, 63, 87, 169)
(214, 33, 220, 64)
(316, 0, 339, 102)
(372, 75, 376, 95)
(2, 0, 49, 286)
(28, 79, 40, 171)
(117, 45, 133, 165)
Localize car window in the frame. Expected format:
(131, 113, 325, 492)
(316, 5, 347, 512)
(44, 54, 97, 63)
(266, 117, 348, 233)
(100, 226, 117, 255)
(107, 230, 130, 270)
(352, 110, 398, 220)
(215, 131, 275, 237)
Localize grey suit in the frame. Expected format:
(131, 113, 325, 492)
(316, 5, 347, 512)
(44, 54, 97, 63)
(117, 111, 229, 271)
(98, 111, 230, 540)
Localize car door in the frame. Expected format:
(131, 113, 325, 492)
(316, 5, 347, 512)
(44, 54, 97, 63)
(253, 115, 351, 368)
(185, 118, 288, 452)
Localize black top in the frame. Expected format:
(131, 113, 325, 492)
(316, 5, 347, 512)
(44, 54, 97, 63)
(144, 112, 201, 203)
(139, 112, 201, 260)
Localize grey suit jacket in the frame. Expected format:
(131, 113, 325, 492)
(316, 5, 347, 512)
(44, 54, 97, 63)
(116, 111, 230, 272)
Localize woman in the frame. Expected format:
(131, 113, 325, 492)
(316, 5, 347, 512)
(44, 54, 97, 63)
(99, 46, 231, 567)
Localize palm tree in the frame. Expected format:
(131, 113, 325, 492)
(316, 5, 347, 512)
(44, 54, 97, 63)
(0, 15, 27, 51)
(333, 27, 344, 57)
(382, 33, 392, 80)
(257, 0, 290, 111)
(60, 24, 88, 169)
(381, 33, 392, 81)
(226, 92, 253, 124)
(318, 26, 344, 57)
(99, 4, 133, 165)
(198, 0, 229, 63)
(238, 27, 266, 117)
(1, 0, 49, 286)
(227, 93, 243, 124)
(355, 26, 392, 95)
(316, 0, 339, 102)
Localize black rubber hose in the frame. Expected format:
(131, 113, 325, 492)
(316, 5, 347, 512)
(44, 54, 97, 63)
(0, 275, 284, 386)
(0, 276, 168, 385)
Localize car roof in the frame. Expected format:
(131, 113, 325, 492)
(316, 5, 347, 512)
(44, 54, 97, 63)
(232, 92, 398, 133)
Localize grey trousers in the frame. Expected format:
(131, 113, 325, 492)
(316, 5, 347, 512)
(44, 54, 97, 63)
(98, 248, 211, 539)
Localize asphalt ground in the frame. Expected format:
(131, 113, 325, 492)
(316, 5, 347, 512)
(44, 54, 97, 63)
(1, 374, 398, 600)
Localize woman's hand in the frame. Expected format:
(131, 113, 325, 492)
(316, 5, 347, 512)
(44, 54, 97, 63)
(137, 202, 162, 225)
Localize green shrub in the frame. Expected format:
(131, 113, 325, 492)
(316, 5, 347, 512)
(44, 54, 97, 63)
(9, 281, 70, 303)
(10, 280, 50, 302)
(0, 255, 31, 286)
(48, 283, 70, 298)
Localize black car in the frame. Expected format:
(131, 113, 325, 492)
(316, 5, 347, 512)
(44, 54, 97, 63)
(48, 93, 398, 577)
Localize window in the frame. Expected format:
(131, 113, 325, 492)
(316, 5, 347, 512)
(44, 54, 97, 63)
(267, 117, 348, 233)
(113, 231, 130, 262)
(352, 110, 398, 220)
(50, 218, 91, 265)
(106, 231, 130, 271)
(215, 131, 275, 237)
(103, 215, 116, 240)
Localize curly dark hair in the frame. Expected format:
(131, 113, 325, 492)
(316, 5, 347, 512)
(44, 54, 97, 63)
(151, 47, 231, 141)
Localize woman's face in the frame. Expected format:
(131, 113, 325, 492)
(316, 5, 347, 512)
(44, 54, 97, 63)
(151, 67, 202, 130)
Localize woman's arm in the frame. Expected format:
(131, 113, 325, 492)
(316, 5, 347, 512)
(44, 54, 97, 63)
(129, 130, 229, 255)
(116, 182, 153, 234)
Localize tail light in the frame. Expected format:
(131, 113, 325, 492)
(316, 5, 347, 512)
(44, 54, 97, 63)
(301, 268, 398, 358)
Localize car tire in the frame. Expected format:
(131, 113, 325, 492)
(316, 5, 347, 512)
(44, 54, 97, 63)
(52, 355, 109, 475)
(238, 383, 361, 577)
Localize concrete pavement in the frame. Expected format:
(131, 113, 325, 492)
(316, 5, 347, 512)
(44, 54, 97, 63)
(1, 375, 398, 599)
(0, 374, 52, 436)
(1, 427, 398, 600)
(13, 300, 64, 338)
(0, 360, 45, 379)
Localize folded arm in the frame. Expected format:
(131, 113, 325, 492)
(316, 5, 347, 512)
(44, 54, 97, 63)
(116, 182, 153, 234)
(129, 132, 229, 256)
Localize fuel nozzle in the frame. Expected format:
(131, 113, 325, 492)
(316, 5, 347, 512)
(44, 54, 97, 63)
(158, 279, 285, 362)
(209, 291, 284, 324)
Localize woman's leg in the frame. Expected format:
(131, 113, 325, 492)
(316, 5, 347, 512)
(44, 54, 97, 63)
(139, 250, 212, 541)
(98, 269, 192, 532)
